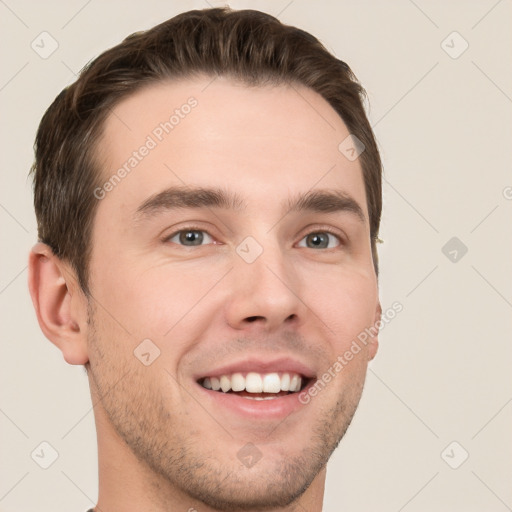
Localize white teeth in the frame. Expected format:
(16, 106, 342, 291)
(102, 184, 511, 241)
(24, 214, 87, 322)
(245, 372, 263, 393)
(280, 373, 290, 391)
(231, 373, 245, 392)
(210, 377, 221, 391)
(262, 373, 281, 393)
(220, 375, 231, 393)
(201, 372, 305, 394)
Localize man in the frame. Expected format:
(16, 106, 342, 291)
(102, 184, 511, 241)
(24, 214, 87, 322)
(28, 7, 383, 511)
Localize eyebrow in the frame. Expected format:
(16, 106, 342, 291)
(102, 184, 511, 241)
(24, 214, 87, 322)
(134, 185, 365, 223)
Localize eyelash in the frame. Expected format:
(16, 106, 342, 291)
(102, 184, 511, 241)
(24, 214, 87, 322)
(162, 225, 345, 249)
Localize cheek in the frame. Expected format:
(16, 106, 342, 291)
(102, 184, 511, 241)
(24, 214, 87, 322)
(93, 257, 222, 342)
(305, 267, 378, 352)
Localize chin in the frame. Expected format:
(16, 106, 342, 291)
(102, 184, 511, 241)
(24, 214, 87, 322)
(181, 454, 322, 511)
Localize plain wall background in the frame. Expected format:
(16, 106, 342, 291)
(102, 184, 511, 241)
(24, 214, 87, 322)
(1, 1, 511, 510)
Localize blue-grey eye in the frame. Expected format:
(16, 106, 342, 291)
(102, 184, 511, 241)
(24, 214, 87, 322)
(298, 232, 341, 249)
(168, 229, 214, 246)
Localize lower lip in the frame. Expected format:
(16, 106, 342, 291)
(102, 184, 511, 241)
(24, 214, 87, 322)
(196, 381, 314, 420)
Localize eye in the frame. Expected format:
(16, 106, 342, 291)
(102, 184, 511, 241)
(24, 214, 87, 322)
(163, 227, 343, 249)
(165, 228, 215, 247)
(297, 230, 342, 250)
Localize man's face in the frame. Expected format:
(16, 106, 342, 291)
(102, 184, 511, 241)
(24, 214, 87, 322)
(85, 77, 379, 509)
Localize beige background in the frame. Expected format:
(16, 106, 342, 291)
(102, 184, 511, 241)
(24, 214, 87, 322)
(1, 0, 511, 510)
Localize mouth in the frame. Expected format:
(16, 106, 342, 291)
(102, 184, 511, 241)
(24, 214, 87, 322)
(194, 358, 317, 419)
(198, 371, 310, 400)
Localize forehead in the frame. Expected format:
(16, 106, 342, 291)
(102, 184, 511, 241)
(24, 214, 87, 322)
(94, 77, 367, 219)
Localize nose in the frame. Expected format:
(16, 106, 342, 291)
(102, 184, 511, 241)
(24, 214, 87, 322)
(223, 241, 306, 332)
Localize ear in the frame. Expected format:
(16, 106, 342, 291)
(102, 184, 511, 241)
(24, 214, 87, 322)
(28, 242, 89, 365)
(367, 301, 381, 361)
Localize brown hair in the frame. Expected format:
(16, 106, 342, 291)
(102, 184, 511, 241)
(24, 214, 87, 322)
(31, 7, 382, 295)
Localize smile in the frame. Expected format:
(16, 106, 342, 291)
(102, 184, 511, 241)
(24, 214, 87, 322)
(199, 372, 308, 400)
(194, 358, 316, 418)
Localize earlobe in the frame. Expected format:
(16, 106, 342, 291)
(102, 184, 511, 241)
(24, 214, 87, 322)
(368, 302, 381, 361)
(28, 243, 89, 365)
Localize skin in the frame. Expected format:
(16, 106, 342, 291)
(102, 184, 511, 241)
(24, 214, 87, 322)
(29, 77, 380, 512)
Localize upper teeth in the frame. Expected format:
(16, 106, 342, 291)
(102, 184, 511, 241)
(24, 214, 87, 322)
(202, 372, 303, 393)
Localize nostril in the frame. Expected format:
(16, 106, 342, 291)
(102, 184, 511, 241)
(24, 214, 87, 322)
(246, 316, 264, 322)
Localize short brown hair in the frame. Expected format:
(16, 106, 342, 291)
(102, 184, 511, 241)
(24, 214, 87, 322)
(31, 7, 382, 294)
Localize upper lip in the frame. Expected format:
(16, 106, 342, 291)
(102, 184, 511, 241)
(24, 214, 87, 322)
(194, 356, 317, 380)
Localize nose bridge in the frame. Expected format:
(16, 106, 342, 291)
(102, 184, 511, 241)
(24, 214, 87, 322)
(241, 236, 288, 288)
(225, 233, 304, 330)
